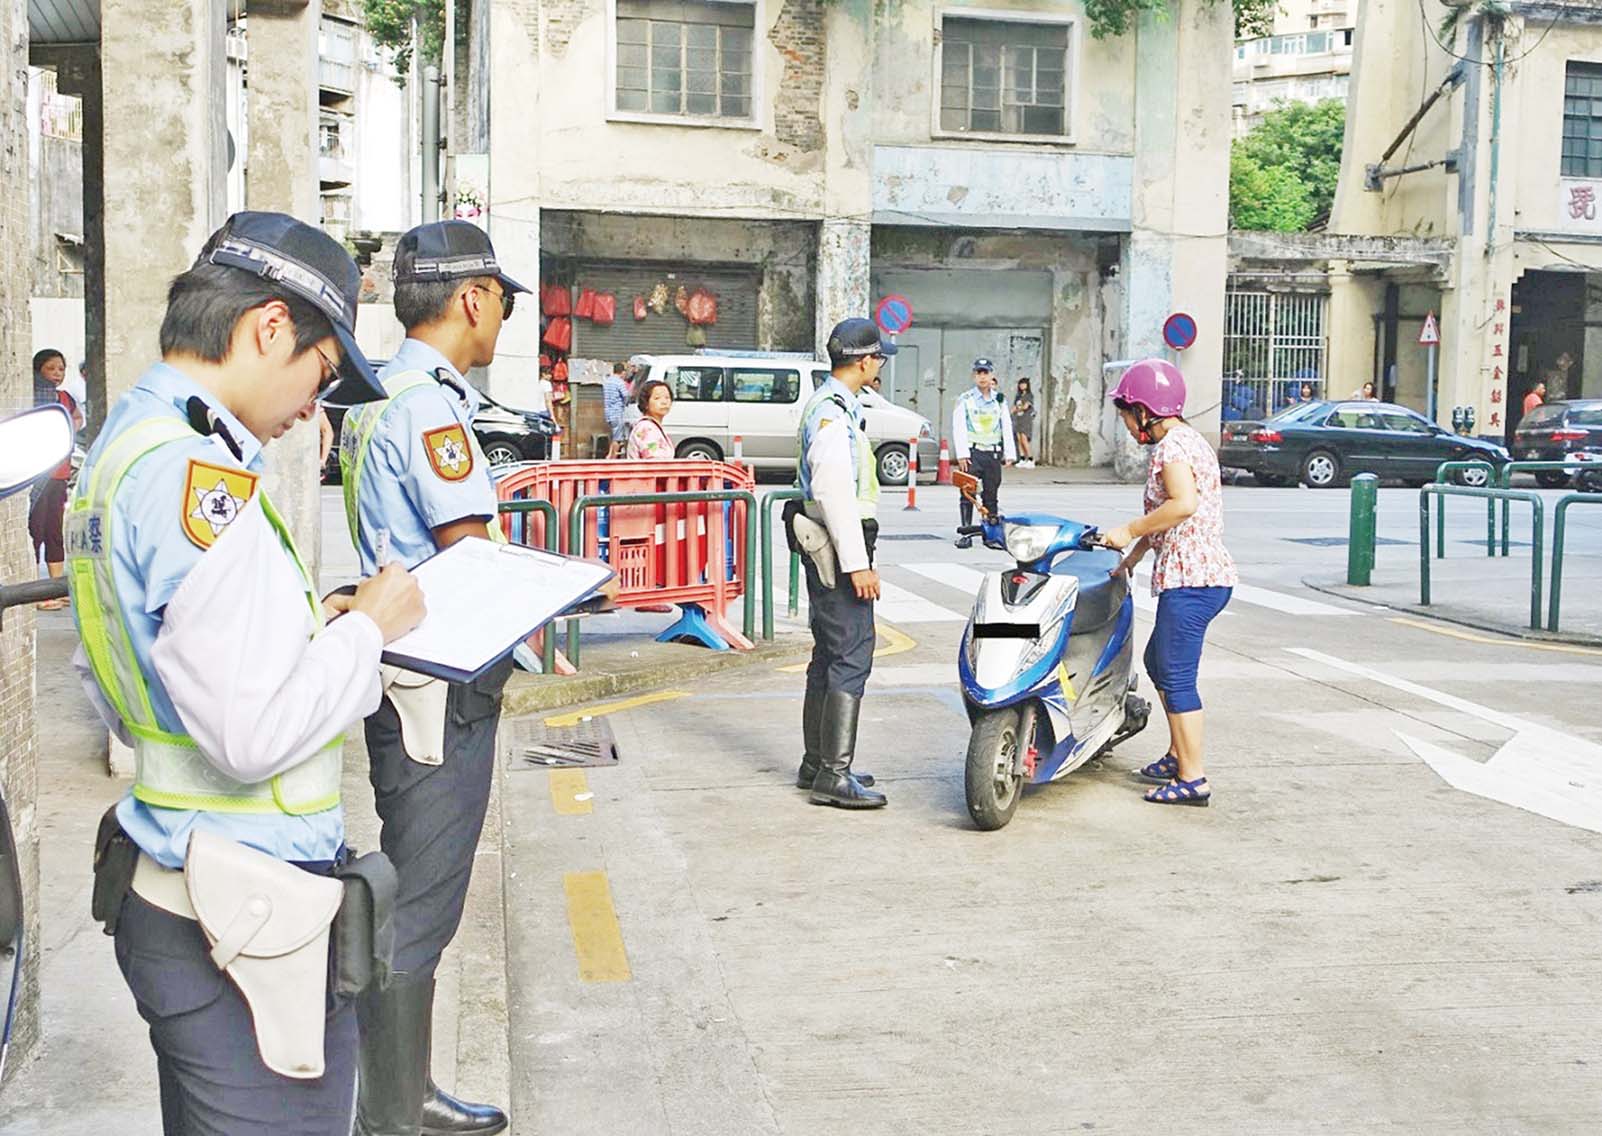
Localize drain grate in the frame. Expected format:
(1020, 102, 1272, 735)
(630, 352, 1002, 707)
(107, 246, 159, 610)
(503, 715, 621, 771)
(878, 533, 946, 542)
(1285, 536, 1410, 547)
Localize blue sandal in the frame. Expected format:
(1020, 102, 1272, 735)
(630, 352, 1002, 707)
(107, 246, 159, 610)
(1134, 754, 1178, 784)
(1144, 776, 1211, 806)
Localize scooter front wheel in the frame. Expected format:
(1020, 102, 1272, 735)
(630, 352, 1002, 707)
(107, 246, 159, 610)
(965, 708, 1026, 831)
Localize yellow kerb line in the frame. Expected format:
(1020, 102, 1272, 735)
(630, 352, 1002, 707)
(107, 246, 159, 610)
(542, 689, 691, 728)
(1388, 616, 1602, 657)
(563, 870, 632, 982)
(778, 621, 916, 672)
(548, 769, 592, 815)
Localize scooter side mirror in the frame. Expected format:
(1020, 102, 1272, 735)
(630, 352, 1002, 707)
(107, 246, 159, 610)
(0, 405, 73, 501)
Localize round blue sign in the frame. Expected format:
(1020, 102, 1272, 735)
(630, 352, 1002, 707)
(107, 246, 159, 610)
(1163, 312, 1198, 351)
(875, 294, 914, 336)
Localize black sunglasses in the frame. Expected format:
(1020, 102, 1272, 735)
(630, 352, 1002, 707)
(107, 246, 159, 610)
(314, 346, 341, 396)
(478, 284, 515, 319)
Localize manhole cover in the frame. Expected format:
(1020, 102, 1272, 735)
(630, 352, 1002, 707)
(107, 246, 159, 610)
(1284, 536, 1410, 547)
(878, 533, 945, 542)
(503, 716, 621, 771)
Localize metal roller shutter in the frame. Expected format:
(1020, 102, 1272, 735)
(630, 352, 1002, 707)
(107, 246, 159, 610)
(565, 263, 762, 360)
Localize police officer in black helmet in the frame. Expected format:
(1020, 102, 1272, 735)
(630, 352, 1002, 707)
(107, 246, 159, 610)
(788, 318, 891, 809)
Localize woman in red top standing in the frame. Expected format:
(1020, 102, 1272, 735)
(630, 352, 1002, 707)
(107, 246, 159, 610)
(29, 349, 82, 610)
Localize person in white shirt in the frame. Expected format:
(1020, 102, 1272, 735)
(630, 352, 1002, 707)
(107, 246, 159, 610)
(952, 358, 1016, 548)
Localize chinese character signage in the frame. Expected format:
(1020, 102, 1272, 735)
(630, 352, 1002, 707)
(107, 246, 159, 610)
(1484, 295, 1508, 432)
(1560, 179, 1602, 232)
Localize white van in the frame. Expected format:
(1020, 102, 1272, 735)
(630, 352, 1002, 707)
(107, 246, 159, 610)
(633, 352, 938, 483)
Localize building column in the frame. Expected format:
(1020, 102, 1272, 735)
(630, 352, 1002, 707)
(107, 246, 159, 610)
(101, 0, 228, 403)
(486, 0, 542, 408)
(246, 0, 325, 574)
(1119, 0, 1231, 479)
(815, 219, 872, 354)
(0, 0, 41, 1079)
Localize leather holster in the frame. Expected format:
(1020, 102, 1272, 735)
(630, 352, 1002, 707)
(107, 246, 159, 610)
(791, 513, 837, 589)
(183, 830, 344, 1079)
(381, 666, 449, 766)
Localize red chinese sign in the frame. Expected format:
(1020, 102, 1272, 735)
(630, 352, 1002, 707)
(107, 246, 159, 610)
(1485, 295, 1508, 431)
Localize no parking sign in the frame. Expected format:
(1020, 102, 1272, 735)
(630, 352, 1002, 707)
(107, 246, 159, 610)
(1163, 312, 1198, 351)
(875, 294, 914, 336)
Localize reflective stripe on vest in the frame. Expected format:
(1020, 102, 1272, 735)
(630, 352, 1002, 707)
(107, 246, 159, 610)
(796, 386, 878, 520)
(340, 369, 507, 547)
(962, 391, 1003, 446)
(64, 418, 342, 816)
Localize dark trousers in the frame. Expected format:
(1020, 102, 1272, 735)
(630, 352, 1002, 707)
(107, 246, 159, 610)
(114, 892, 357, 1136)
(958, 448, 1003, 525)
(363, 658, 513, 979)
(804, 557, 876, 699)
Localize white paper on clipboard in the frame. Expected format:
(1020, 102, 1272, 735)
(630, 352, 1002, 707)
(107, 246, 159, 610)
(381, 540, 613, 679)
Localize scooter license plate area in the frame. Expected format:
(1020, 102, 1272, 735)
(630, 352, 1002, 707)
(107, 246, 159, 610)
(974, 622, 1041, 640)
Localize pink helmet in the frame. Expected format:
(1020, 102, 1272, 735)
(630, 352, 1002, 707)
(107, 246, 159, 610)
(1109, 358, 1186, 419)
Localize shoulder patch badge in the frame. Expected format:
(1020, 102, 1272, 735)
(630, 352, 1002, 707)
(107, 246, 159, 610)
(422, 423, 475, 482)
(182, 459, 259, 550)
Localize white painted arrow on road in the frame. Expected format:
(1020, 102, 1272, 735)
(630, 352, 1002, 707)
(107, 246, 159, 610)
(1288, 647, 1602, 835)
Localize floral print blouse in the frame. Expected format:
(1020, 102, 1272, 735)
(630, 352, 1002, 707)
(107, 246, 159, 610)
(626, 416, 673, 460)
(1143, 422, 1238, 594)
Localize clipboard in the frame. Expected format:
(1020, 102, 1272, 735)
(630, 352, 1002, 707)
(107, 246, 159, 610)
(349, 540, 615, 684)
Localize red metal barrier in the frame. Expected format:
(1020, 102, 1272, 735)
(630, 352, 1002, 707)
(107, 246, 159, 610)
(495, 459, 757, 651)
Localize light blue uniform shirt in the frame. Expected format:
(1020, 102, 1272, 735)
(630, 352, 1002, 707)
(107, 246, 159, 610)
(797, 377, 864, 500)
(92, 364, 344, 868)
(347, 338, 498, 575)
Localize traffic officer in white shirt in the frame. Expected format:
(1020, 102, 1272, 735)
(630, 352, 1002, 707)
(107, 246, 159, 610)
(952, 358, 1016, 548)
(789, 318, 889, 809)
(339, 220, 529, 1136)
(70, 212, 424, 1135)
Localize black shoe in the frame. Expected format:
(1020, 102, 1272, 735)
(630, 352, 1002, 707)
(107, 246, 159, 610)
(795, 686, 876, 787)
(808, 691, 887, 809)
(356, 977, 433, 1135)
(955, 535, 973, 549)
(421, 1082, 508, 1136)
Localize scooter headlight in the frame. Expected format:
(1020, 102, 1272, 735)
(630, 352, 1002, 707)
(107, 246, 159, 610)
(1004, 522, 1061, 564)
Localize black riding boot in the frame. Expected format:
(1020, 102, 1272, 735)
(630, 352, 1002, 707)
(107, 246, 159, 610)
(355, 977, 432, 1136)
(796, 686, 874, 788)
(357, 978, 509, 1136)
(808, 690, 887, 808)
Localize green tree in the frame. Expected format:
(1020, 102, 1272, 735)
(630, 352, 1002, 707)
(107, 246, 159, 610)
(1084, 0, 1275, 40)
(1231, 99, 1347, 230)
(361, 0, 446, 73)
(1229, 150, 1316, 231)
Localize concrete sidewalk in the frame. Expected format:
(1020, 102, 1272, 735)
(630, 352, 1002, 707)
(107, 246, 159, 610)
(0, 614, 796, 1134)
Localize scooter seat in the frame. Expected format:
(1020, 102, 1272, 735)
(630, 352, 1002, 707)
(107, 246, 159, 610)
(1052, 549, 1127, 634)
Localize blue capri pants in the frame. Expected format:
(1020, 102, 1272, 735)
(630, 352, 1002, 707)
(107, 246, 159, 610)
(1143, 586, 1232, 714)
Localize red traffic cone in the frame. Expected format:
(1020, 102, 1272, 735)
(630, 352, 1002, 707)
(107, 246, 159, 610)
(936, 438, 952, 485)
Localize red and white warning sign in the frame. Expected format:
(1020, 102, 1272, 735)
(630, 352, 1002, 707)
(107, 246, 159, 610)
(1418, 312, 1440, 346)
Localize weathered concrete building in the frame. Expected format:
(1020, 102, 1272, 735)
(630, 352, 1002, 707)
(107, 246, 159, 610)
(1328, 0, 1602, 439)
(487, 0, 1234, 466)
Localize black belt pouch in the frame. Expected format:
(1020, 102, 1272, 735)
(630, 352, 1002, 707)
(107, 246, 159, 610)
(331, 850, 398, 998)
(781, 498, 804, 554)
(91, 805, 138, 936)
(861, 518, 880, 566)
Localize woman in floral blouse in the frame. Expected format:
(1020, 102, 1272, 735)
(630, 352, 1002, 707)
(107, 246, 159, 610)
(626, 379, 674, 459)
(1101, 359, 1237, 806)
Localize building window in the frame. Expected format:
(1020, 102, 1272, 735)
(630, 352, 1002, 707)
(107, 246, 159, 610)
(615, 0, 754, 120)
(938, 15, 1070, 138)
(1563, 62, 1602, 178)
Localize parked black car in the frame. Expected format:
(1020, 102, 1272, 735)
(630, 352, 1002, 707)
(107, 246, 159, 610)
(321, 378, 557, 485)
(1509, 399, 1602, 486)
(1219, 399, 1510, 488)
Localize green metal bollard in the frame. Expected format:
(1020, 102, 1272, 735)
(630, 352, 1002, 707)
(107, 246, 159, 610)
(1347, 474, 1378, 586)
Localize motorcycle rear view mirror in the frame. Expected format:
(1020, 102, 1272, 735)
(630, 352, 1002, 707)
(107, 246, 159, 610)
(0, 405, 73, 501)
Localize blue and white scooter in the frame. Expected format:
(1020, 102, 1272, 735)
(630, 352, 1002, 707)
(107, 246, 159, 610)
(954, 476, 1149, 830)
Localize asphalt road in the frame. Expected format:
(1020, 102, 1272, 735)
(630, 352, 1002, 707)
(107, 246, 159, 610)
(496, 477, 1602, 1135)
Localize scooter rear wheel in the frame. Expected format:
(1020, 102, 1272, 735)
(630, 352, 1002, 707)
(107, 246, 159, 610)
(965, 708, 1026, 831)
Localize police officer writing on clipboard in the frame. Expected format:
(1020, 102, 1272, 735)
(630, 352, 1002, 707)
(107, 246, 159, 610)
(788, 318, 890, 810)
(339, 220, 538, 1136)
(953, 358, 1015, 549)
(71, 212, 423, 1134)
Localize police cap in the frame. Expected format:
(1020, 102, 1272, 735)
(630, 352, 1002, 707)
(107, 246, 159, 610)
(200, 211, 385, 404)
(826, 318, 898, 365)
(393, 220, 531, 297)
(972, 357, 995, 373)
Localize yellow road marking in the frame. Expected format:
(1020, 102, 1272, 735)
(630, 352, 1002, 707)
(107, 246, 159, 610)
(563, 871, 632, 982)
(778, 621, 917, 672)
(548, 769, 592, 815)
(1388, 616, 1602, 658)
(543, 689, 691, 727)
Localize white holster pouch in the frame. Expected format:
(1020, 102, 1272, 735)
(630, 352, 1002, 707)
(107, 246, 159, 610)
(381, 666, 449, 766)
(184, 830, 344, 1079)
(792, 514, 837, 589)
